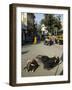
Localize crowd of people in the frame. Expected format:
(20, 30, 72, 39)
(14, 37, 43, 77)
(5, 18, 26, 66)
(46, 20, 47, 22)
(44, 35, 57, 45)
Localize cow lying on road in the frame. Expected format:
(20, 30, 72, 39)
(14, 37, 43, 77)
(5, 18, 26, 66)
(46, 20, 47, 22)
(24, 59, 40, 72)
(36, 55, 60, 69)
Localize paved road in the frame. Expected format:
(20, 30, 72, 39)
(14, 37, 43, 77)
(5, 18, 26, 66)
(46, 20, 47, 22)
(21, 42, 63, 77)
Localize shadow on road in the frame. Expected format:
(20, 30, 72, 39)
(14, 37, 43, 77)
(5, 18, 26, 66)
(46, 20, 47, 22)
(22, 50, 29, 54)
(59, 70, 63, 75)
(60, 54, 63, 61)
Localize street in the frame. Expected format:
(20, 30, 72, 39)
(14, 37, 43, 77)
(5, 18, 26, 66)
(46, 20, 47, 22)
(21, 42, 63, 77)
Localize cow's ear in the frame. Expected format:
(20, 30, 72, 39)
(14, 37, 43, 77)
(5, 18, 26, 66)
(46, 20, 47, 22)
(57, 56, 59, 58)
(57, 57, 59, 60)
(55, 56, 58, 58)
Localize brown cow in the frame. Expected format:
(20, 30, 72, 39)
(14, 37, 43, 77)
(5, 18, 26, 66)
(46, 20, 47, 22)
(24, 59, 40, 72)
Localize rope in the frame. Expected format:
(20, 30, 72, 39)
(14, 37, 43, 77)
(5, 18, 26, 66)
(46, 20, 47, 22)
(55, 59, 63, 75)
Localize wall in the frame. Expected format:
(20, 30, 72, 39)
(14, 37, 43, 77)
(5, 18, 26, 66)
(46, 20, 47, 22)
(0, 0, 72, 90)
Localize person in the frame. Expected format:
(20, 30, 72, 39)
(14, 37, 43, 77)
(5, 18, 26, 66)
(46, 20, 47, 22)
(44, 37, 49, 45)
(49, 38, 53, 45)
(33, 36, 37, 44)
(52, 35, 56, 44)
(37, 35, 41, 43)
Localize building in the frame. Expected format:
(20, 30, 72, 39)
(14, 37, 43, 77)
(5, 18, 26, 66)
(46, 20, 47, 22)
(21, 13, 35, 45)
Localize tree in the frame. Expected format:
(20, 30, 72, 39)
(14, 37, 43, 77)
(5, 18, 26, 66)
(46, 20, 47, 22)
(40, 19, 45, 25)
(40, 14, 62, 35)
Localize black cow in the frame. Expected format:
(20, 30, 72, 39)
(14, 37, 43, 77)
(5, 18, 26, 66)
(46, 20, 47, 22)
(36, 55, 60, 69)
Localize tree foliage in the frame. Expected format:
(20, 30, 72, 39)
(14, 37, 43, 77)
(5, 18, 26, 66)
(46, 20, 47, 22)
(40, 14, 62, 35)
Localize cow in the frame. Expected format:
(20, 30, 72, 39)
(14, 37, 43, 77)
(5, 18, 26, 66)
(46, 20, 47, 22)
(36, 55, 60, 69)
(24, 59, 40, 72)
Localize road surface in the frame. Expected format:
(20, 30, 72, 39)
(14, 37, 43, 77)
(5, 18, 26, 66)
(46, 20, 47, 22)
(21, 42, 63, 77)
